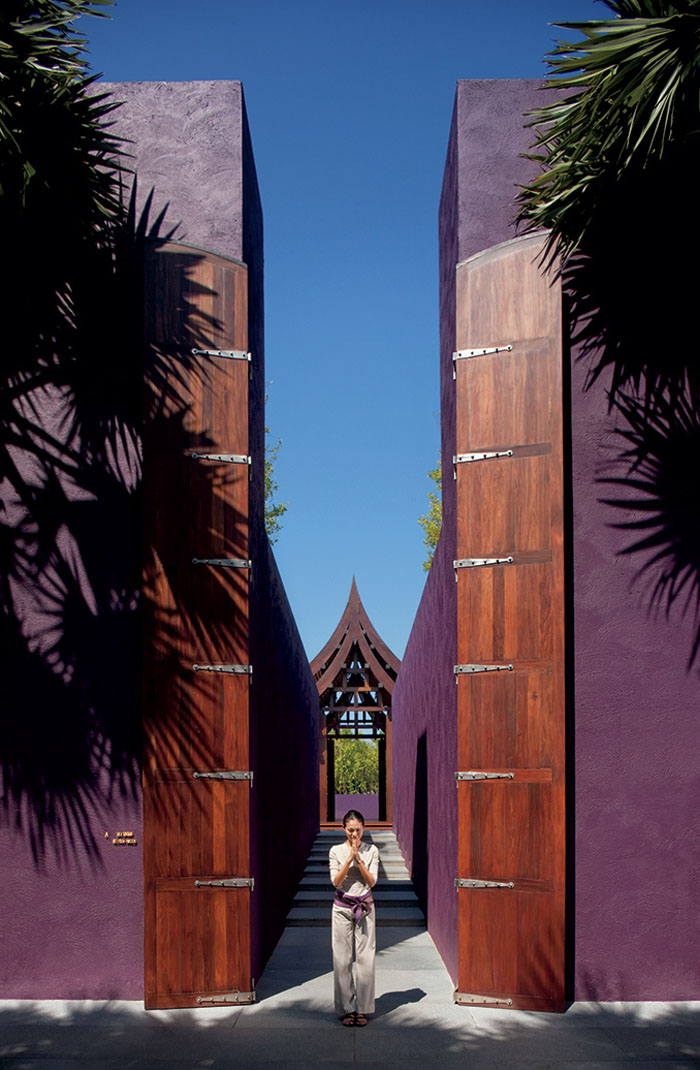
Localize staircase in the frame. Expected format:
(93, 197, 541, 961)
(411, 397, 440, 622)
(286, 829, 425, 927)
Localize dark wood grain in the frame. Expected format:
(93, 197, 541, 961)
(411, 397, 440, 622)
(454, 235, 566, 1012)
(143, 245, 253, 1009)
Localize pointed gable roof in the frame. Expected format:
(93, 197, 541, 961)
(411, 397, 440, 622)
(310, 577, 401, 696)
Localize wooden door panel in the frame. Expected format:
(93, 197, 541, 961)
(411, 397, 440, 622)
(147, 666, 249, 770)
(457, 455, 554, 554)
(155, 888, 250, 1002)
(144, 245, 253, 1009)
(454, 235, 565, 1012)
(154, 782, 250, 876)
(460, 671, 557, 769)
(460, 782, 554, 880)
(458, 564, 557, 662)
(458, 892, 558, 1009)
(456, 344, 557, 447)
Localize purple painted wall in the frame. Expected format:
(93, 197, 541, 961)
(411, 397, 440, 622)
(0, 80, 318, 999)
(395, 78, 700, 1000)
(392, 540, 458, 979)
(335, 794, 379, 822)
(571, 358, 700, 1000)
(392, 81, 548, 985)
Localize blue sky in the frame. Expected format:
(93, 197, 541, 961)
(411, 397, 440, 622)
(86, 0, 602, 659)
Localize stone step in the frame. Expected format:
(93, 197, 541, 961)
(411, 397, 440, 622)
(308, 851, 406, 860)
(285, 829, 425, 929)
(293, 890, 420, 908)
(286, 905, 425, 927)
(305, 861, 409, 874)
(298, 876, 416, 892)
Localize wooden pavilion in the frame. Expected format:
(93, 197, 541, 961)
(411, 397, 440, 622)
(311, 579, 400, 824)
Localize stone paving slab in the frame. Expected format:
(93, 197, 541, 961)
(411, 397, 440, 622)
(3, 926, 699, 1069)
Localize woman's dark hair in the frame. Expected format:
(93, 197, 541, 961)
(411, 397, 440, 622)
(342, 809, 365, 826)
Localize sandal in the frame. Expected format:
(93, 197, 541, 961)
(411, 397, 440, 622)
(341, 1014, 355, 1027)
(354, 1013, 368, 1027)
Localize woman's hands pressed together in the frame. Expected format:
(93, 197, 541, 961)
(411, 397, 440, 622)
(332, 817, 375, 888)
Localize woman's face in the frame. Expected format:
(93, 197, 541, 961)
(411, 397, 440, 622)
(344, 818, 364, 844)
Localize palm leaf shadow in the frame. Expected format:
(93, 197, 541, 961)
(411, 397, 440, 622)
(599, 384, 700, 667)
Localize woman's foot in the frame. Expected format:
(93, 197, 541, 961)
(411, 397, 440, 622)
(341, 1013, 355, 1027)
(354, 1013, 369, 1027)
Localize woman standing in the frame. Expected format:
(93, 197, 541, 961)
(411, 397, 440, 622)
(329, 809, 379, 1026)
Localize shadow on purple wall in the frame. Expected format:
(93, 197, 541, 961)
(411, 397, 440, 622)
(599, 386, 700, 666)
(0, 189, 177, 866)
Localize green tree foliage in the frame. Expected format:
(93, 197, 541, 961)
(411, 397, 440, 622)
(334, 739, 379, 795)
(518, 1, 700, 665)
(517, 0, 700, 398)
(418, 458, 442, 571)
(1, 1, 125, 360)
(264, 426, 288, 543)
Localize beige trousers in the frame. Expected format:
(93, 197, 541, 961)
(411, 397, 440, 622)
(331, 903, 376, 1015)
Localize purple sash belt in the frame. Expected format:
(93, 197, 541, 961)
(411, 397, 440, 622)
(334, 888, 374, 922)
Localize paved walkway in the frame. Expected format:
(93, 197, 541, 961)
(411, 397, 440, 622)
(2, 924, 699, 1068)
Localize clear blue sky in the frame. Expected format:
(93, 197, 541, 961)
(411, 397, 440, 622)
(86, 0, 602, 660)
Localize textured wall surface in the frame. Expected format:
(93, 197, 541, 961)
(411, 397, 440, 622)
(392, 538, 458, 981)
(1, 80, 318, 1000)
(406, 78, 700, 1000)
(249, 542, 320, 980)
(570, 355, 700, 1000)
(102, 80, 246, 259)
(392, 80, 548, 984)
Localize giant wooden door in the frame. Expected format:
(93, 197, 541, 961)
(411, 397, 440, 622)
(453, 234, 566, 1012)
(142, 243, 254, 1009)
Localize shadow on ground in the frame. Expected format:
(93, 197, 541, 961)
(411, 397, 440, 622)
(1, 997, 699, 1069)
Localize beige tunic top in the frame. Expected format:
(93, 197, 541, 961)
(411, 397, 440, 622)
(329, 841, 380, 897)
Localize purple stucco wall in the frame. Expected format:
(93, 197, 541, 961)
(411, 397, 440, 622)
(571, 356, 700, 1000)
(392, 81, 548, 985)
(249, 541, 320, 980)
(102, 80, 246, 257)
(396, 78, 700, 1000)
(392, 539, 458, 980)
(1, 80, 318, 1000)
(335, 794, 379, 821)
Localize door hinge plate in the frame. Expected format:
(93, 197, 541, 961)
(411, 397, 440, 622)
(192, 557, 251, 569)
(191, 452, 251, 465)
(455, 771, 514, 781)
(192, 664, 252, 675)
(192, 348, 251, 363)
(454, 557, 513, 577)
(453, 345, 513, 377)
(193, 770, 254, 783)
(455, 878, 515, 889)
(196, 990, 256, 1004)
(454, 991, 513, 1007)
(194, 877, 255, 889)
(454, 663, 513, 677)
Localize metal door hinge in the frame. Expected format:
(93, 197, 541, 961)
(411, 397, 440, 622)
(455, 878, 515, 889)
(191, 452, 251, 467)
(454, 664, 513, 679)
(192, 348, 251, 363)
(194, 877, 255, 889)
(455, 771, 514, 781)
(453, 345, 512, 377)
(192, 664, 252, 677)
(192, 557, 251, 570)
(454, 992, 513, 1007)
(193, 770, 253, 784)
(196, 990, 256, 1004)
(454, 556, 513, 579)
(452, 449, 513, 478)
